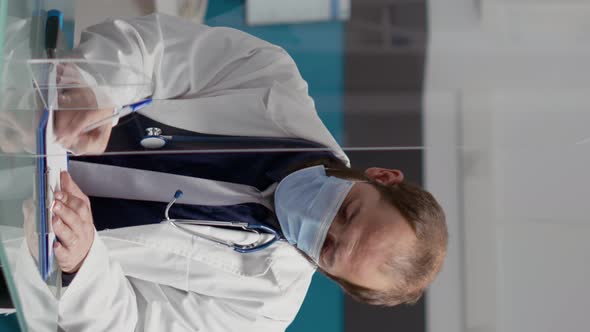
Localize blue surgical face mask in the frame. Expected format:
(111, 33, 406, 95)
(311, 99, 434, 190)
(274, 165, 355, 263)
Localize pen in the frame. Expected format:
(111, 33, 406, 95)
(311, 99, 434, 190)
(81, 98, 153, 133)
(45, 10, 63, 59)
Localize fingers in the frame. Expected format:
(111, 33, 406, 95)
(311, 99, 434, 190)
(55, 102, 74, 146)
(53, 240, 82, 274)
(55, 80, 100, 149)
(56, 63, 64, 79)
(71, 123, 112, 155)
(53, 241, 68, 260)
(56, 63, 83, 85)
(51, 176, 96, 274)
(54, 109, 78, 146)
(54, 172, 93, 241)
(52, 214, 77, 249)
(54, 98, 113, 154)
(54, 63, 114, 154)
(54, 190, 91, 224)
(53, 197, 88, 241)
(60, 171, 87, 201)
(59, 88, 98, 112)
(58, 93, 73, 108)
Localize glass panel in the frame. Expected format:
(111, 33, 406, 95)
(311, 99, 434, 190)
(1, 2, 74, 331)
(27, 59, 153, 112)
(1, 2, 587, 332)
(0, 2, 28, 332)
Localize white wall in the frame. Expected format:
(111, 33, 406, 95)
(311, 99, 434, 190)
(426, 1, 590, 332)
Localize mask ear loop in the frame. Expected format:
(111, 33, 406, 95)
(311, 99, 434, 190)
(324, 167, 370, 183)
(294, 247, 319, 269)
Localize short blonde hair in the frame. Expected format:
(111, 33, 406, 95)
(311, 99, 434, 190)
(325, 180, 448, 307)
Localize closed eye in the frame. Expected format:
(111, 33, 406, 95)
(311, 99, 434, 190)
(322, 235, 336, 267)
(335, 197, 351, 225)
(346, 199, 360, 225)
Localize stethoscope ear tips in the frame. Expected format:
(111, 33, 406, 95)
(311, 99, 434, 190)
(174, 190, 183, 199)
(140, 127, 167, 149)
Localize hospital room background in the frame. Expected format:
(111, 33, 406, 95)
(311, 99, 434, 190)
(2, 0, 590, 331)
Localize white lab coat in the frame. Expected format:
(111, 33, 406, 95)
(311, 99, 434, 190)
(47, 14, 350, 331)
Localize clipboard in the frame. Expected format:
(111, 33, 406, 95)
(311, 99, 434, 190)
(29, 9, 68, 282)
(34, 50, 68, 282)
(36, 108, 68, 281)
(36, 111, 51, 281)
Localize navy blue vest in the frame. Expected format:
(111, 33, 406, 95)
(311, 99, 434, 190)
(72, 114, 343, 234)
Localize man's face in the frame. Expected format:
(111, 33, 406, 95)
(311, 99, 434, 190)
(318, 168, 416, 292)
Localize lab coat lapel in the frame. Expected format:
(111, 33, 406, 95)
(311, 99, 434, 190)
(141, 92, 284, 138)
(140, 81, 350, 167)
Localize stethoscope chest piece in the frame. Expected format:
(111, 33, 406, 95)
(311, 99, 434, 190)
(140, 127, 167, 149)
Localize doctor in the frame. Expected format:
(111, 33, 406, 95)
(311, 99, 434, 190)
(47, 14, 448, 331)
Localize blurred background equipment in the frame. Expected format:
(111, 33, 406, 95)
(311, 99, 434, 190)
(246, 0, 350, 26)
(154, 0, 208, 24)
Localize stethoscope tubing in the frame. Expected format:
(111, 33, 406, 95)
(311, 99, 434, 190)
(162, 190, 281, 253)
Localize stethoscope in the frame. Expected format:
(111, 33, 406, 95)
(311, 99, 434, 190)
(139, 127, 293, 149)
(140, 127, 206, 149)
(162, 190, 281, 253)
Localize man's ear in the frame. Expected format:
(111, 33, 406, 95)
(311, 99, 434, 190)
(364, 168, 404, 185)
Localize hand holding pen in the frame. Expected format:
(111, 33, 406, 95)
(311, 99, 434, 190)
(53, 63, 113, 154)
(54, 63, 152, 154)
(80, 98, 152, 134)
